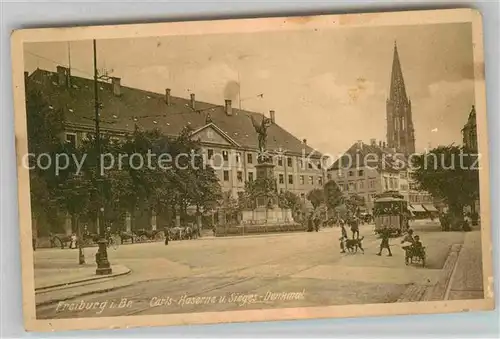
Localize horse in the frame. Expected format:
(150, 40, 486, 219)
(118, 231, 135, 244)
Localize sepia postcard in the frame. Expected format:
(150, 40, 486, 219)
(10, 8, 494, 332)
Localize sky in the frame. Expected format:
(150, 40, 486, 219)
(24, 22, 475, 157)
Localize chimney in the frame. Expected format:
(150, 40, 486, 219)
(111, 77, 121, 96)
(165, 88, 171, 105)
(269, 110, 275, 123)
(370, 138, 376, 146)
(56, 66, 68, 87)
(303, 139, 307, 145)
(357, 140, 363, 149)
(225, 99, 233, 116)
(190, 93, 196, 109)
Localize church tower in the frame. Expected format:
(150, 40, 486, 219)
(386, 41, 415, 155)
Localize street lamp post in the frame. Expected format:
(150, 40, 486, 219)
(93, 39, 112, 275)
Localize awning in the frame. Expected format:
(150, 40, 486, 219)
(423, 204, 439, 212)
(409, 204, 426, 212)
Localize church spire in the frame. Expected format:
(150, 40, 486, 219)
(389, 41, 408, 104)
(386, 41, 415, 155)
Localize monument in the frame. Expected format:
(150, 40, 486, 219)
(238, 115, 298, 228)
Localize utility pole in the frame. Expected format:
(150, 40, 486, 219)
(93, 39, 112, 275)
(238, 71, 242, 110)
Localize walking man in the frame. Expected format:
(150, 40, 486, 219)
(164, 226, 170, 245)
(377, 227, 392, 256)
(339, 223, 348, 253)
(350, 216, 360, 239)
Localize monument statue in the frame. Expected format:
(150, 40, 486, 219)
(249, 115, 273, 159)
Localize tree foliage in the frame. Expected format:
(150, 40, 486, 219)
(323, 180, 343, 211)
(306, 188, 325, 210)
(278, 190, 301, 212)
(411, 145, 479, 215)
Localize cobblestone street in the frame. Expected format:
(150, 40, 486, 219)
(34, 223, 481, 319)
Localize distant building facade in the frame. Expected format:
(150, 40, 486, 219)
(327, 140, 434, 215)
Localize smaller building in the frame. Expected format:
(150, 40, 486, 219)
(327, 139, 434, 215)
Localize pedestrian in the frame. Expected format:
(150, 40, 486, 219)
(164, 226, 169, 245)
(70, 233, 77, 249)
(307, 213, 314, 232)
(401, 229, 415, 265)
(314, 216, 320, 232)
(339, 223, 348, 253)
(377, 227, 392, 256)
(350, 216, 360, 239)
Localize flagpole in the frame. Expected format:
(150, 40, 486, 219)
(238, 71, 242, 110)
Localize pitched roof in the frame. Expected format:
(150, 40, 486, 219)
(328, 141, 408, 172)
(27, 68, 320, 157)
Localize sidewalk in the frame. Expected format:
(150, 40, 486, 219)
(445, 230, 484, 300)
(35, 264, 131, 291)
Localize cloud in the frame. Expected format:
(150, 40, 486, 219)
(305, 73, 383, 106)
(413, 79, 475, 151)
(427, 79, 474, 97)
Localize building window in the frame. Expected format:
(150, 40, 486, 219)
(300, 175, 305, 185)
(287, 157, 292, 167)
(65, 133, 77, 148)
(235, 152, 241, 164)
(279, 174, 284, 184)
(237, 171, 243, 182)
(358, 169, 364, 176)
(308, 176, 313, 185)
(368, 180, 375, 189)
(278, 157, 283, 166)
(288, 174, 293, 185)
(223, 170, 229, 181)
(222, 150, 229, 161)
(318, 177, 323, 186)
(318, 162, 322, 170)
(339, 185, 343, 192)
(248, 172, 254, 182)
(207, 149, 214, 160)
(308, 162, 313, 169)
(327, 173, 332, 180)
(348, 170, 354, 177)
(359, 180, 364, 190)
(298, 159, 303, 169)
(280, 188, 284, 194)
(247, 153, 253, 164)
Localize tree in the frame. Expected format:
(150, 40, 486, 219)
(411, 145, 479, 228)
(306, 188, 324, 210)
(25, 89, 66, 236)
(323, 180, 343, 211)
(241, 176, 277, 210)
(278, 190, 302, 215)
